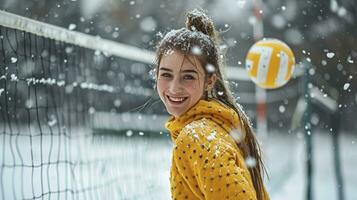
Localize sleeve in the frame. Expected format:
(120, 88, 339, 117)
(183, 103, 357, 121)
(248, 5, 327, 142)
(174, 128, 258, 200)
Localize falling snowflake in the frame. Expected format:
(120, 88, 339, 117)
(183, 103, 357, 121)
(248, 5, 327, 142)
(88, 107, 96, 114)
(308, 68, 315, 75)
(347, 55, 354, 63)
(326, 52, 335, 59)
(343, 83, 350, 90)
(25, 99, 34, 108)
(10, 74, 18, 81)
(245, 156, 256, 168)
(48, 115, 57, 127)
(65, 85, 74, 94)
(321, 60, 327, 66)
(65, 47, 74, 53)
(310, 113, 319, 125)
(68, 24, 77, 30)
(114, 99, 122, 107)
(205, 64, 215, 73)
(140, 16, 157, 32)
(279, 105, 285, 113)
(11, 57, 17, 63)
(126, 130, 133, 137)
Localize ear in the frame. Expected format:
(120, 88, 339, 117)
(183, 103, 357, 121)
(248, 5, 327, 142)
(205, 74, 217, 90)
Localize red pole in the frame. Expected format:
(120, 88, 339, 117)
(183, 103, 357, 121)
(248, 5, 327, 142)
(252, 0, 268, 140)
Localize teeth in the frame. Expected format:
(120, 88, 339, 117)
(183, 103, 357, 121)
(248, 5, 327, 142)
(168, 96, 185, 102)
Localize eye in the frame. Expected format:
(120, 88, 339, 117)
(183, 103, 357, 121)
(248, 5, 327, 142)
(160, 73, 172, 78)
(183, 74, 195, 80)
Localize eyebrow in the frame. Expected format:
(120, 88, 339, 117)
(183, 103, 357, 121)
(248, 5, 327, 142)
(159, 67, 198, 74)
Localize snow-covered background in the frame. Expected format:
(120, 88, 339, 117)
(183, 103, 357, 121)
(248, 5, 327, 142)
(0, 0, 356, 199)
(0, 126, 356, 200)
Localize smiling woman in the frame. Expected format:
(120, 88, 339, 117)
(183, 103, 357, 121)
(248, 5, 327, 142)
(157, 51, 214, 117)
(154, 9, 270, 200)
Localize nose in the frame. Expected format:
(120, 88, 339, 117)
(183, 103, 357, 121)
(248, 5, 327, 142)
(168, 77, 184, 94)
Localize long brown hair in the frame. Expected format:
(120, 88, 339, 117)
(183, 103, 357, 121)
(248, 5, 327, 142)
(155, 9, 268, 200)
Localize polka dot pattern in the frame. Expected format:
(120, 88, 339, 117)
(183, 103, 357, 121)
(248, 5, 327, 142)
(165, 99, 269, 200)
(165, 100, 240, 141)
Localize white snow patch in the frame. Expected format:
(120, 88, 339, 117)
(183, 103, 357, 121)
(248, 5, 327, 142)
(191, 46, 202, 55)
(207, 131, 216, 142)
(193, 134, 199, 140)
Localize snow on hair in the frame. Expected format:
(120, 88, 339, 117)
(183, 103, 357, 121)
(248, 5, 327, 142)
(185, 8, 216, 39)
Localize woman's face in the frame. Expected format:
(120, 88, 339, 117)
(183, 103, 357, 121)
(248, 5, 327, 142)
(157, 51, 206, 117)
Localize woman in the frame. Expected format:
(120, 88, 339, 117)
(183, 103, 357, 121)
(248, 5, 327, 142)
(155, 9, 270, 200)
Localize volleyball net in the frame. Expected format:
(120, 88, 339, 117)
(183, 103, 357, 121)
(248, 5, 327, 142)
(0, 10, 307, 199)
(0, 10, 174, 200)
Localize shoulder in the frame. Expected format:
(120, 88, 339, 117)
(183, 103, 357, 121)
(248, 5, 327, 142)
(177, 118, 217, 143)
(175, 118, 238, 157)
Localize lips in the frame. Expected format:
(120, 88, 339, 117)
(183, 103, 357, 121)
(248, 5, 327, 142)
(166, 95, 188, 105)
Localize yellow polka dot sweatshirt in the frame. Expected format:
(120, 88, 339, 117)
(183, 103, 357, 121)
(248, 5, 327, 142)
(165, 99, 269, 200)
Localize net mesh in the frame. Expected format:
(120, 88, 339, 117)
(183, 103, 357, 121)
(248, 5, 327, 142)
(0, 24, 170, 200)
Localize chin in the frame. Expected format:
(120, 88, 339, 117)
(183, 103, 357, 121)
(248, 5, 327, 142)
(168, 109, 184, 118)
(167, 105, 191, 117)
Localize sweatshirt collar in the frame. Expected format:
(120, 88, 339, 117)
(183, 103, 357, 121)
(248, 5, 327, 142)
(165, 99, 240, 140)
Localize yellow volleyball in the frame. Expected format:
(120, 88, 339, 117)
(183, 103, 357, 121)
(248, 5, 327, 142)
(245, 38, 295, 89)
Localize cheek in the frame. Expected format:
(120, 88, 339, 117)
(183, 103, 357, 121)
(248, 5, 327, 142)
(184, 81, 204, 93)
(156, 80, 164, 94)
(156, 79, 168, 101)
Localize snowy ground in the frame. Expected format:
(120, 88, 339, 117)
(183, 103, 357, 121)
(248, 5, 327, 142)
(270, 131, 357, 200)
(0, 126, 356, 200)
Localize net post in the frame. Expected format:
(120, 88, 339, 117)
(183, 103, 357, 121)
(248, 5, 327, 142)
(302, 63, 313, 200)
(252, 0, 268, 141)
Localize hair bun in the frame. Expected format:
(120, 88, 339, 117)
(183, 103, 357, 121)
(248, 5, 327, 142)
(185, 9, 216, 39)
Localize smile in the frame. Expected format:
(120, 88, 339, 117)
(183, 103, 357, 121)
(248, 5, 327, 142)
(167, 95, 188, 104)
